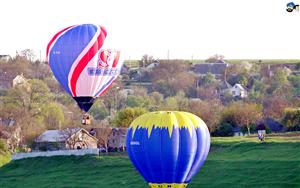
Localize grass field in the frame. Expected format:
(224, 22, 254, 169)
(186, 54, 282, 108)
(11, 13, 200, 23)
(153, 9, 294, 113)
(0, 136, 300, 188)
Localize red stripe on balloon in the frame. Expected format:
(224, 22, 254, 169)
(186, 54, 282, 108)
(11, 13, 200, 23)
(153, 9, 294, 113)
(70, 26, 107, 96)
(112, 51, 120, 68)
(46, 25, 75, 61)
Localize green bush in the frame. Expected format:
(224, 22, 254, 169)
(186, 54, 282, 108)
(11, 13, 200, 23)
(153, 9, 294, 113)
(0, 139, 8, 152)
(215, 123, 233, 137)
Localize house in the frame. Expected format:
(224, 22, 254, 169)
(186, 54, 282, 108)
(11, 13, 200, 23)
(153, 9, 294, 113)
(226, 84, 248, 98)
(89, 127, 128, 152)
(0, 55, 11, 61)
(0, 118, 21, 152)
(121, 64, 130, 75)
(145, 60, 160, 69)
(34, 128, 98, 151)
(129, 69, 142, 81)
(0, 71, 14, 89)
(232, 127, 245, 137)
(192, 61, 228, 76)
(13, 74, 28, 87)
(107, 128, 127, 151)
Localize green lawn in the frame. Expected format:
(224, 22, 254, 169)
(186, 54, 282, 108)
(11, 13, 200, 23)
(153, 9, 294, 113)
(0, 136, 300, 188)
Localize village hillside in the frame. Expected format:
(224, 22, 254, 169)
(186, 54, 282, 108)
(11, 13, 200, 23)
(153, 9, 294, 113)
(1, 52, 300, 157)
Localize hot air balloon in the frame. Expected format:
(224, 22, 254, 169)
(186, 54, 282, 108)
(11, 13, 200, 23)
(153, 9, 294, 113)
(46, 24, 123, 124)
(126, 111, 210, 188)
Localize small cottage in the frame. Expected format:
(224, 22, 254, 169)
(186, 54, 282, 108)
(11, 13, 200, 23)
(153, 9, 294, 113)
(226, 84, 248, 98)
(34, 128, 98, 151)
(13, 74, 28, 87)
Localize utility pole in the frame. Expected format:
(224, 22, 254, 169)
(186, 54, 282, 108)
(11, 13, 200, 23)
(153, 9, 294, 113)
(167, 49, 170, 62)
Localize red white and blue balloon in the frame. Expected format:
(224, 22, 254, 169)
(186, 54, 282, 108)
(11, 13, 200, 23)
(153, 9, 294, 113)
(46, 24, 123, 112)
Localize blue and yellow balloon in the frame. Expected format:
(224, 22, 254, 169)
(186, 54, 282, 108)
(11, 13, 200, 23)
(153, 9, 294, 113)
(126, 111, 210, 188)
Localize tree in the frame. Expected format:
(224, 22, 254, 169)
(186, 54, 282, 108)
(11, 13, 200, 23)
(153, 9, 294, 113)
(222, 102, 262, 135)
(288, 75, 300, 96)
(1, 79, 57, 145)
(214, 122, 233, 137)
(101, 80, 126, 116)
(41, 103, 65, 129)
(196, 86, 218, 100)
(113, 107, 148, 128)
(0, 139, 8, 152)
(89, 100, 109, 120)
(149, 92, 164, 110)
(205, 54, 224, 63)
(188, 99, 223, 133)
(127, 96, 151, 108)
(20, 49, 36, 62)
(91, 127, 112, 152)
(282, 108, 300, 131)
(263, 96, 291, 120)
(200, 72, 216, 86)
(248, 79, 267, 101)
(139, 54, 154, 67)
(161, 91, 189, 111)
(151, 60, 195, 96)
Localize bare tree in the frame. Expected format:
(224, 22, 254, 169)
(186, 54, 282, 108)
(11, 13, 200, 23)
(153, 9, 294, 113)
(91, 127, 112, 152)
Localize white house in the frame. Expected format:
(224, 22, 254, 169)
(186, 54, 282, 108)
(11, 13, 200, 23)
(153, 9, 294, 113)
(13, 74, 28, 87)
(145, 61, 160, 69)
(0, 55, 11, 61)
(227, 84, 248, 98)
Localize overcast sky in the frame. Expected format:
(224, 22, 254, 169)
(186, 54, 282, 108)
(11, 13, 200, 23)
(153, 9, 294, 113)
(0, 0, 299, 60)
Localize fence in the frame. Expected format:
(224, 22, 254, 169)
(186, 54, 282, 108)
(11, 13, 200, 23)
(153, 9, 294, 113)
(12, 149, 99, 160)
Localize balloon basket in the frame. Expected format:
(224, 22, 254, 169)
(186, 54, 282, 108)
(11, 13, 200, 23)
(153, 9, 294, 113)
(81, 114, 91, 125)
(149, 183, 188, 188)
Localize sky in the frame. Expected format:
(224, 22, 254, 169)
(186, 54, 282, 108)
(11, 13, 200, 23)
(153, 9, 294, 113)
(0, 0, 299, 60)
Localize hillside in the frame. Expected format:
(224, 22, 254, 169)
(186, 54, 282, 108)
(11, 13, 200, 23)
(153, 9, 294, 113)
(0, 137, 300, 188)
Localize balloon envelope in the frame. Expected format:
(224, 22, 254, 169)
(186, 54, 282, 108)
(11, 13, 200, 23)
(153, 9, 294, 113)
(46, 24, 123, 112)
(126, 111, 210, 188)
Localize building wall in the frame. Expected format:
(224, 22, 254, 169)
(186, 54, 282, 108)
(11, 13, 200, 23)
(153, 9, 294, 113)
(66, 131, 97, 149)
(108, 129, 127, 150)
(12, 75, 27, 87)
(229, 86, 247, 98)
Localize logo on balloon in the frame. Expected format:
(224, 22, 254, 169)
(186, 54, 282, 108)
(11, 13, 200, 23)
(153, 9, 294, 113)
(98, 50, 110, 68)
(87, 49, 120, 76)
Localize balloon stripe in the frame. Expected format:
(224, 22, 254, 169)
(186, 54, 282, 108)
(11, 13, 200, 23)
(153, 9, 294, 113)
(95, 77, 115, 96)
(70, 26, 107, 96)
(112, 51, 120, 68)
(46, 25, 75, 61)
